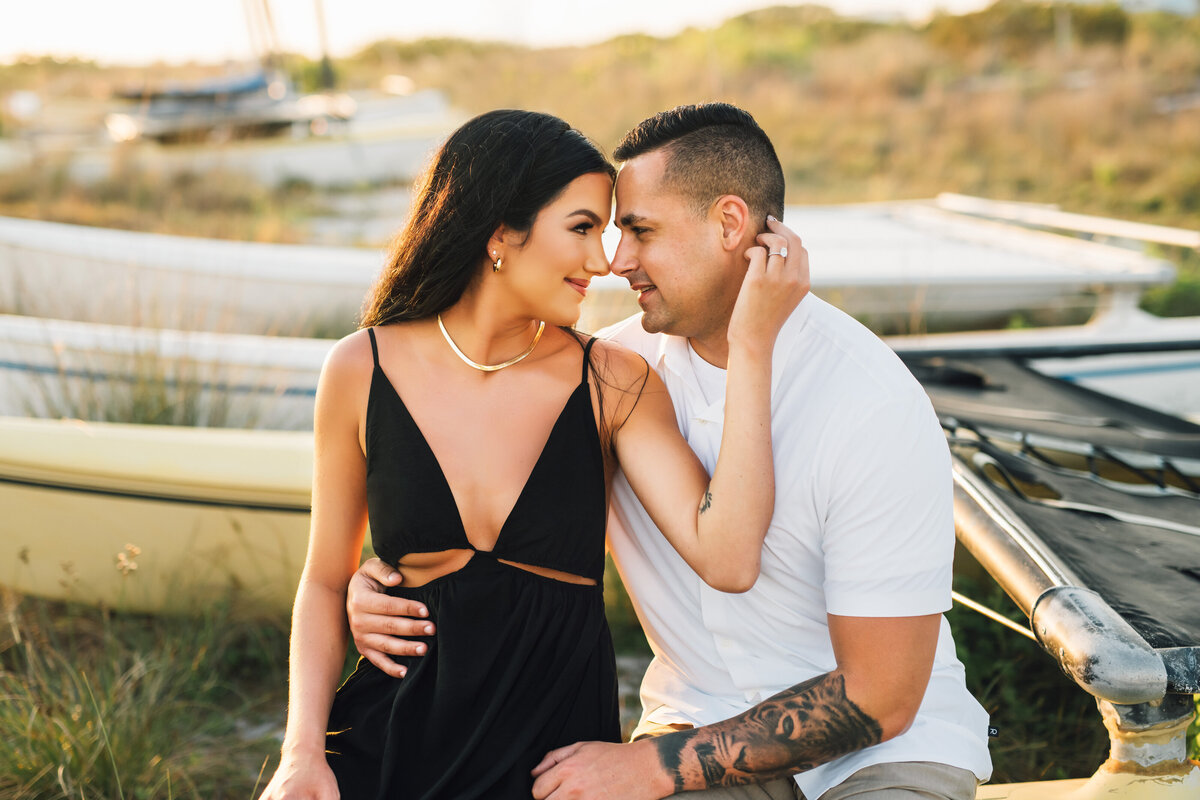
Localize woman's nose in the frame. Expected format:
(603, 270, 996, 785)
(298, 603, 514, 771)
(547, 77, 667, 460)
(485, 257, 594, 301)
(586, 246, 611, 277)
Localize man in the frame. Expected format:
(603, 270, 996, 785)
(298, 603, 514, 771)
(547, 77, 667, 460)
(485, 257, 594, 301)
(346, 103, 993, 799)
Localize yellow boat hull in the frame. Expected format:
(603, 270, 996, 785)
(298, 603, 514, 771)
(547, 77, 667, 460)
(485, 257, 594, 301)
(0, 416, 318, 615)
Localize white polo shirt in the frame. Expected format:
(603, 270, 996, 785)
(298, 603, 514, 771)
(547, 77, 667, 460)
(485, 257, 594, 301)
(600, 295, 993, 800)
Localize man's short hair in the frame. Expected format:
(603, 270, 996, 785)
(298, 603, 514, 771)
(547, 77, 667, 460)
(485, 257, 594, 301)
(613, 103, 785, 222)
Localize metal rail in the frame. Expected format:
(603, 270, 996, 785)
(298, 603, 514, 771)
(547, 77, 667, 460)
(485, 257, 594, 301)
(937, 193, 1200, 250)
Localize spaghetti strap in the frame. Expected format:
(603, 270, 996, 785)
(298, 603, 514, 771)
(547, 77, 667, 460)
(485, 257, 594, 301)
(581, 337, 597, 385)
(367, 327, 379, 367)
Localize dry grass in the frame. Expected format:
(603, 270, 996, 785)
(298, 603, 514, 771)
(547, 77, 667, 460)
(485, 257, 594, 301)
(0, 591, 289, 799)
(20, 348, 251, 428)
(0, 164, 320, 243)
(335, 5, 1200, 230)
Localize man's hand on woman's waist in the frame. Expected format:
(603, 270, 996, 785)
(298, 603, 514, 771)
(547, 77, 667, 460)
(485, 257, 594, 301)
(345, 557, 434, 678)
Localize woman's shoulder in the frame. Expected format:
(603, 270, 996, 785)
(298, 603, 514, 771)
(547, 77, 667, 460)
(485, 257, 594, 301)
(580, 335, 656, 406)
(321, 327, 377, 378)
(324, 322, 426, 374)
(583, 335, 649, 383)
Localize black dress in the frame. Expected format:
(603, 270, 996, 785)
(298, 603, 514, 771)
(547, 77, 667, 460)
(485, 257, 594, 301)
(325, 329, 619, 799)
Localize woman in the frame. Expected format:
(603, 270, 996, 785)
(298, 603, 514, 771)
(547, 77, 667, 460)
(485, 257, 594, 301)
(259, 109, 802, 800)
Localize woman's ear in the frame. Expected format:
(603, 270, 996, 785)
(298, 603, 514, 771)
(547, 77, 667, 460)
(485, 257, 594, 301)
(488, 225, 509, 263)
(710, 195, 752, 253)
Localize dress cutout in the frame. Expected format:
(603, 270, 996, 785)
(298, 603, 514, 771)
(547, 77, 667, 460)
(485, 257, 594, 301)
(326, 327, 619, 799)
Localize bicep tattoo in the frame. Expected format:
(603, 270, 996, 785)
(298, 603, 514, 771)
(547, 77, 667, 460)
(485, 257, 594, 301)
(699, 488, 713, 515)
(652, 673, 882, 790)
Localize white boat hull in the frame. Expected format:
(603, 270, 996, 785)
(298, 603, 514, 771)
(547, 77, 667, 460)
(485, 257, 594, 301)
(0, 216, 383, 335)
(4, 304, 1199, 431)
(1, 201, 1176, 336)
(0, 314, 326, 429)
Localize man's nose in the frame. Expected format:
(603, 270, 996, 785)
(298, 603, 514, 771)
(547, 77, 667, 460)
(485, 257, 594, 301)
(610, 236, 636, 277)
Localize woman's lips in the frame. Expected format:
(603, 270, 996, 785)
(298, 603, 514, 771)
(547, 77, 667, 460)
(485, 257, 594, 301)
(566, 278, 590, 297)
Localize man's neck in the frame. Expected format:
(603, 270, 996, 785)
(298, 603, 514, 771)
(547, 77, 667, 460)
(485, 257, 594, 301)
(686, 331, 729, 370)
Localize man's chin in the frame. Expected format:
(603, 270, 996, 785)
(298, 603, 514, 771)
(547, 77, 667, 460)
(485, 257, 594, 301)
(639, 312, 668, 334)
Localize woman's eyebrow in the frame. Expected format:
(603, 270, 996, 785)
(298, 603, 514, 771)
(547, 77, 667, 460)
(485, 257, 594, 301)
(568, 209, 605, 224)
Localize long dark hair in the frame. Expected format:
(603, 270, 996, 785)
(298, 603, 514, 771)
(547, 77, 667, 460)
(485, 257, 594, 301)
(361, 110, 615, 327)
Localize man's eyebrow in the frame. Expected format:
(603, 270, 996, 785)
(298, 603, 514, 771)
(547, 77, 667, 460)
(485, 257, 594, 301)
(618, 213, 648, 228)
(568, 209, 604, 225)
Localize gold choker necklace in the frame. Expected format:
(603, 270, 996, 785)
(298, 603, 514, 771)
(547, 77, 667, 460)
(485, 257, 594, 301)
(437, 315, 545, 372)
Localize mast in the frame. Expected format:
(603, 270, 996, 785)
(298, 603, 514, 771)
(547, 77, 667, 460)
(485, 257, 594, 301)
(314, 0, 337, 89)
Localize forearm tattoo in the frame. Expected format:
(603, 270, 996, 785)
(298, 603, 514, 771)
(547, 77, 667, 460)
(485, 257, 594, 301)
(699, 489, 713, 514)
(651, 673, 882, 791)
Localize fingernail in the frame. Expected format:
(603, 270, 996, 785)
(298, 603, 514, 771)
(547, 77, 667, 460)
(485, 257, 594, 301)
(418, 606, 428, 617)
(767, 214, 777, 222)
(423, 624, 433, 634)
(398, 666, 407, 677)
(416, 644, 427, 654)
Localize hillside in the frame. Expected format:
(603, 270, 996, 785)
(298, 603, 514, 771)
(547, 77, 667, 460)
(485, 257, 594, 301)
(334, 2, 1200, 229)
(3, 3, 1198, 226)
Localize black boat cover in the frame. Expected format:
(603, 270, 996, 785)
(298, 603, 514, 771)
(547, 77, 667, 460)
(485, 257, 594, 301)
(908, 355, 1200, 651)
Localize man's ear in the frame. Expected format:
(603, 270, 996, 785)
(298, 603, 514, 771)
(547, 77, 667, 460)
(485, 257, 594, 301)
(710, 195, 752, 253)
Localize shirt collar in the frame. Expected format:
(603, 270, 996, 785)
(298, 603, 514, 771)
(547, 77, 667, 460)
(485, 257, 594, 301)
(656, 333, 719, 417)
(648, 294, 817, 411)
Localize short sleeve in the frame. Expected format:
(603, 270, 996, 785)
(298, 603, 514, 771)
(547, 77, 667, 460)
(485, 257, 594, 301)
(818, 389, 955, 618)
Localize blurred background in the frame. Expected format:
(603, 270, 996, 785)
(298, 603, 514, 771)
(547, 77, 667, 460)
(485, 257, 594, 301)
(1, 2, 1198, 797)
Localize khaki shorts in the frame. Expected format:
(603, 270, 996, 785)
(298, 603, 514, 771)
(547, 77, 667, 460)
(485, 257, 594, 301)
(631, 721, 978, 800)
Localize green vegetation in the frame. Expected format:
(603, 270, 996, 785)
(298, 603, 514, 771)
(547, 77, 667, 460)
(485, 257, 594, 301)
(604, 554, 652, 655)
(0, 591, 289, 799)
(949, 551, 1111, 781)
(1140, 247, 1200, 318)
(5, 2, 1199, 228)
(1193, 695, 1200, 765)
(338, 1, 1200, 313)
(0, 580, 645, 799)
(4, 565, 1193, 799)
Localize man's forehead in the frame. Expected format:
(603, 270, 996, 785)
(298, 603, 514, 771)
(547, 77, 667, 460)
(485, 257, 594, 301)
(615, 150, 666, 195)
(613, 181, 651, 225)
(615, 153, 681, 222)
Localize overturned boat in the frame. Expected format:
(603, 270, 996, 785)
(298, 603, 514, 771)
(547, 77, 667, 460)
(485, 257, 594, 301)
(4, 296, 1198, 432)
(0, 313, 326, 429)
(0, 199, 1176, 336)
(898, 338, 1200, 797)
(0, 415, 316, 615)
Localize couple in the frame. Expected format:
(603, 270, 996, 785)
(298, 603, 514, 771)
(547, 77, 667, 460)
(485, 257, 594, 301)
(261, 104, 993, 800)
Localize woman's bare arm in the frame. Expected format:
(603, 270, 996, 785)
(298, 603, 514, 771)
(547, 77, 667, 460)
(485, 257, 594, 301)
(609, 234, 808, 592)
(259, 333, 372, 799)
